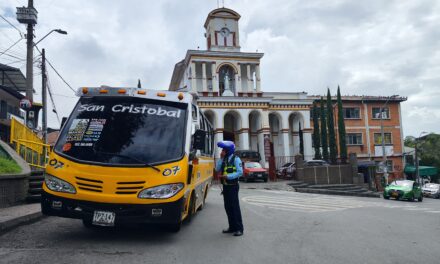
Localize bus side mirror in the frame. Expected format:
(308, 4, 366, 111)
(193, 129, 206, 150)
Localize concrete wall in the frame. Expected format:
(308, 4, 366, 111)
(0, 140, 30, 208)
(295, 154, 358, 185)
(296, 165, 354, 185)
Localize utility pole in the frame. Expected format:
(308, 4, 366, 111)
(26, 0, 34, 101)
(41, 48, 47, 144)
(380, 105, 387, 184)
(20, 0, 38, 102)
(17, 0, 38, 128)
(415, 139, 419, 185)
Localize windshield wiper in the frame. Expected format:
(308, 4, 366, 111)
(92, 149, 161, 172)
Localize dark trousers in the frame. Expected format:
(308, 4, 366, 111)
(222, 184, 243, 232)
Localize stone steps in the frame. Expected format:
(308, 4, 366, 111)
(27, 169, 44, 202)
(288, 182, 380, 198)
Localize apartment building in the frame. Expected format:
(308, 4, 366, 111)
(310, 95, 407, 180)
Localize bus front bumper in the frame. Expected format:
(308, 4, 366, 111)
(41, 191, 184, 225)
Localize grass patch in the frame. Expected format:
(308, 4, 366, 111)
(0, 157, 21, 174)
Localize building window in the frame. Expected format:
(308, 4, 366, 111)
(343, 108, 360, 119)
(372, 107, 390, 119)
(346, 133, 363, 145)
(375, 160, 393, 173)
(374, 133, 392, 145)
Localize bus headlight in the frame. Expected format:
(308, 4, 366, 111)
(138, 183, 184, 199)
(44, 174, 76, 194)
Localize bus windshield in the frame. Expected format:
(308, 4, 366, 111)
(54, 96, 188, 166)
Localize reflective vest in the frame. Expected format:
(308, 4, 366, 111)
(222, 155, 238, 185)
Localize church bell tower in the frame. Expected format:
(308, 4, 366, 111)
(204, 8, 241, 52)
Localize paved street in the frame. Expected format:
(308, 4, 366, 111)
(0, 184, 439, 264)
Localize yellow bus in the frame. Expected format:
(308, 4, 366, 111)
(41, 87, 214, 232)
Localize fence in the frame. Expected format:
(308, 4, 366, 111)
(296, 165, 355, 185)
(9, 117, 50, 168)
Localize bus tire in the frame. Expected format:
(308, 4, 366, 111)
(199, 186, 208, 211)
(186, 193, 196, 222)
(168, 222, 181, 233)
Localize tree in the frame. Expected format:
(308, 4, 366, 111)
(404, 136, 416, 148)
(312, 102, 321, 159)
(337, 86, 347, 163)
(327, 88, 338, 164)
(320, 97, 329, 161)
(299, 122, 304, 156)
(419, 134, 440, 167)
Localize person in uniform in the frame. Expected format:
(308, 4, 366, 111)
(215, 140, 244, 236)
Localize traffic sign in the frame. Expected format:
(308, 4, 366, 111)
(19, 99, 32, 109)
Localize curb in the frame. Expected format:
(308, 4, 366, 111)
(294, 187, 380, 198)
(0, 211, 44, 235)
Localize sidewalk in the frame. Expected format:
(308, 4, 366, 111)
(0, 203, 43, 234)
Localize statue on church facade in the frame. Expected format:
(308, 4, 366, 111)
(222, 71, 234, 96)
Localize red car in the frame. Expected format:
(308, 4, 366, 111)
(241, 162, 268, 182)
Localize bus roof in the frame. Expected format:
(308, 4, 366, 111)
(76, 86, 194, 104)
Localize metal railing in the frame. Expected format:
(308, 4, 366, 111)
(9, 117, 50, 168)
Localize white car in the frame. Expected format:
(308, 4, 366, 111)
(422, 183, 440, 198)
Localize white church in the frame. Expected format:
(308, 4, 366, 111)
(169, 7, 313, 166)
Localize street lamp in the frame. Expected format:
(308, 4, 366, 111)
(380, 94, 398, 185)
(415, 131, 428, 186)
(34, 29, 67, 46)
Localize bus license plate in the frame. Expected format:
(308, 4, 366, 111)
(92, 211, 115, 226)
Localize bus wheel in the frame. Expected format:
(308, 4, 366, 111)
(186, 194, 196, 222)
(199, 186, 208, 211)
(167, 222, 181, 233)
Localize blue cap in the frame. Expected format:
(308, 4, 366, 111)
(217, 140, 235, 155)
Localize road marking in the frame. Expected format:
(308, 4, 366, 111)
(242, 192, 440, 214)
(243, 195, 370, 213)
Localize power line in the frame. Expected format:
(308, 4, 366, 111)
(0, 14, 24, 36)
(0, 37, 23, 58)
(46, 74, 61, 125)
(2, 59, 25, 66)
(0, 44, 25, 57)
(34, 46, 76, 94)
(51, 93, 77, 98)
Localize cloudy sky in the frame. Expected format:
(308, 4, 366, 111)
(1, 0, 439, 137)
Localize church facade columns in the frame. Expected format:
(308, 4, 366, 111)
(255, 64, 261, 93)
(238, 114, 250, 150)
(246, 64, 252, 92)
(300, 110, 313, 161)
(202, 62, 207, 92)
(257, 110, 271, 167)
(235, 64, 242, 95)
(190, 61, 197, 92)
(211, 63, 218, 94)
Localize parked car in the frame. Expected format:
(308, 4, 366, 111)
(304, 160, 330, 166)
(422, 183, 440, 198)
(383, 180, 423, 202)
(276, 162, 296, 178)
(234, 149, 261, 162)
(241, 162, 268, 182)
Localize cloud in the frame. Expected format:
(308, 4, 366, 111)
(0, 0, 439, 137)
